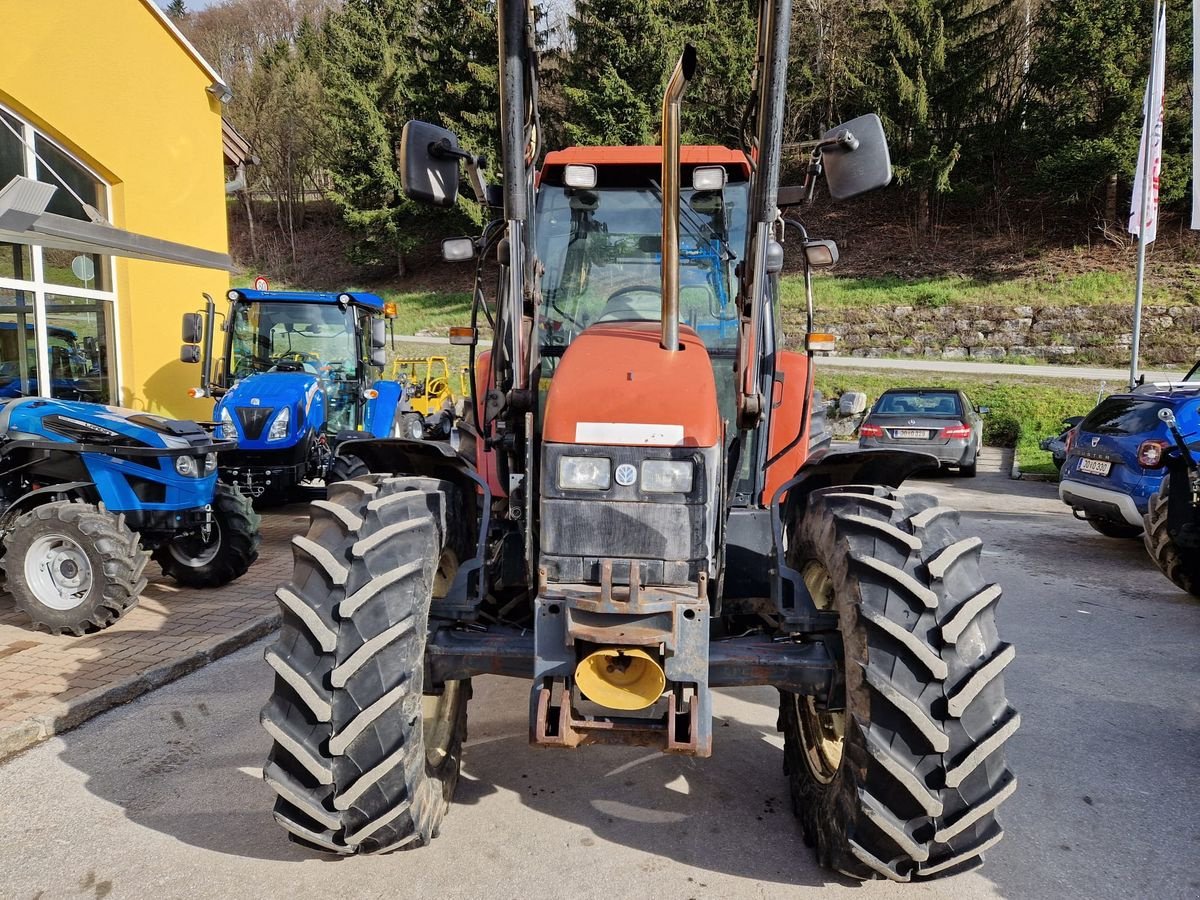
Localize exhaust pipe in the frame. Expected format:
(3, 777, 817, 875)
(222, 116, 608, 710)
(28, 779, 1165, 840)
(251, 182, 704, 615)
(575, 647, 667, 711)
(660, 44, 697, 353)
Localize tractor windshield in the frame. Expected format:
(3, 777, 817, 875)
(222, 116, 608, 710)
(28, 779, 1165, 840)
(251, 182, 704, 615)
(536, 181, 749, 352)
(228, 301, 359, 381)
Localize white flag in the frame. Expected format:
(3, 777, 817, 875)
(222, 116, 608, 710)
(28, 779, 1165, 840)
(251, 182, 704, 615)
(1130, 4, 1167, 242)
(1192, 0, 1200, 229)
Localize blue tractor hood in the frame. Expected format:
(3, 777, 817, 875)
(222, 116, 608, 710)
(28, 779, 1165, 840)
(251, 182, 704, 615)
(0, 396, 217, 450)
(215, 371, 323, 450)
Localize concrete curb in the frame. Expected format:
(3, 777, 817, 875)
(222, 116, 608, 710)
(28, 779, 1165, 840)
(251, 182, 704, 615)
(1010, 452, 1059, 483)
(0, 613, 280, 762)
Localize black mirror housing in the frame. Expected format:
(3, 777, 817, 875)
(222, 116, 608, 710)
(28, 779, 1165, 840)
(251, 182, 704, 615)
(370, 318, 387, 352)
(180, 345, 201, 364)
(370, 347, 387, 368)
(399, 120, 462, 208)
(821, 114, 893, 201)
(182, 313, 203, 345)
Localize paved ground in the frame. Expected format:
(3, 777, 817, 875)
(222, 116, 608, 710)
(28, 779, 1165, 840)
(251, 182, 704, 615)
(0, 504, 305, 757)
(1, 449, 1198, 899)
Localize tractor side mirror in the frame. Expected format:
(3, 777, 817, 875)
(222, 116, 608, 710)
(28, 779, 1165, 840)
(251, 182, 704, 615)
(180, 345, 201, 364)
(441, 237, 475, 262)
(182, 313, 203, 345)
(370, 318, 387, 368)
(399, 120, 462, 208)
(820, 113, 893, 201)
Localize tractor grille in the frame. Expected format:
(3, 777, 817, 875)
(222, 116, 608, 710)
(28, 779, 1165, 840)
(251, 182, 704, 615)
(236, 406, 275, 440)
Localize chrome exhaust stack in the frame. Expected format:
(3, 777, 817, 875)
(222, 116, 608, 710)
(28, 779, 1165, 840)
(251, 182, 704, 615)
(660, 44, 697, 353)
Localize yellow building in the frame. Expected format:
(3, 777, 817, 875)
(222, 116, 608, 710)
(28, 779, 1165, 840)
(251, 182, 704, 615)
(0, 0, 230, 418)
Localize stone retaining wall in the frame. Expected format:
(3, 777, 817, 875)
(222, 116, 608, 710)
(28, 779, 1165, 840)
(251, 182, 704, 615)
(812, 303, 1199, 365)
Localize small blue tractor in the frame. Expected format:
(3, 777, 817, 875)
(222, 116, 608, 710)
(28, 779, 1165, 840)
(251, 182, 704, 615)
(180, 289, 419, 502)
(0, 396, 260, 634)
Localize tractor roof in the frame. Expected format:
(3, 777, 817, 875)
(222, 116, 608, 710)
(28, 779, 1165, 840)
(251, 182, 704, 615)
(541, 145, 751, 181)
(228, 289, 385, 311)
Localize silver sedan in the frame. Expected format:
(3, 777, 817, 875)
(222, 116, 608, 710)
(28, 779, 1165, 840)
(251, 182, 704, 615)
(857, 388, 985, 477)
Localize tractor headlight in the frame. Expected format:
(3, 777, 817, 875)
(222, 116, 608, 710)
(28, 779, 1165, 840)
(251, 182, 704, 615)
(217, 406, 234, 439)
(175, 455, 200, 478)
(641, 459, 694, 493)
(267, 406, 291, 442)
(204, 452, 218, 475)
(558, 455, 611, 490)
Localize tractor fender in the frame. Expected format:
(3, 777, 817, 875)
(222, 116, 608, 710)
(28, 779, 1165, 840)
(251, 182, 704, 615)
(363, 379, 404, 437)
(767, 448, 939, 628)
(334, 437, 491, 615)
(0, 480, 95, 532)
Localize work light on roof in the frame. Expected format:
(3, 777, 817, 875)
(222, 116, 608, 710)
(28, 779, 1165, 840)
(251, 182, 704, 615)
(564, 164, 598, 190)
(691, 166, 726, 191)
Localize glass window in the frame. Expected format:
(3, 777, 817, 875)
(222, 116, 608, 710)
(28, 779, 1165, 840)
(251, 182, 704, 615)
(876, 391, 964, 417)
(1080, 398, 1168, 436)
(0, 110, 23, 187)
(0, 288, 40, 399)
(0, 242, 32, 282)
(535, 182, 748, 353)
(0, 103, 119, 406)
(43, 294, 114, 404)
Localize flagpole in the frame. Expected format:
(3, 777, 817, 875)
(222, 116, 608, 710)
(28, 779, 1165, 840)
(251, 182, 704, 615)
(1131, 0, 1163, 391)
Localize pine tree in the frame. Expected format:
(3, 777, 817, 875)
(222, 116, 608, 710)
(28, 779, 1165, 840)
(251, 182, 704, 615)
(558, 0, 672, 145)
(165, 0, 188, 21)
(863, 0, 1024, 229)
(320, 0, 422, 275)
(1023, 0, 1147, 216)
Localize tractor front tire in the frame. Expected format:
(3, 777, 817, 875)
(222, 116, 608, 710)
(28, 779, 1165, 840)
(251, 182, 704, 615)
(155, 484, 261, 588)
(4, 501, 148, 635)
(780, 485, 1018, 881)
(327, 454, 371, 485)
(261, 475, 470, 854)
(1144, 476, 1200, 597)
(401, 414, 425, 441)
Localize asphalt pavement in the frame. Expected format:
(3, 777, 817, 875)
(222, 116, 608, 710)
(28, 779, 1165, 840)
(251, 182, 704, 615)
(1, 450, 1197, 899)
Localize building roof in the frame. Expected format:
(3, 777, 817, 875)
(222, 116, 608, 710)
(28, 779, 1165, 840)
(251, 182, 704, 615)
(140, 0, 231, 99)
(223, 119, 258, 167)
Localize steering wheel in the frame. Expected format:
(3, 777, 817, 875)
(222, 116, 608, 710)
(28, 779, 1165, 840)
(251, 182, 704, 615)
(427, 378, 448, 397)
(606, 284, 662, 304)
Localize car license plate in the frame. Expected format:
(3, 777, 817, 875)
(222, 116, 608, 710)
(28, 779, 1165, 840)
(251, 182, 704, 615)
(1077, 458, 1111, 476)
(893, 429, 930, 439)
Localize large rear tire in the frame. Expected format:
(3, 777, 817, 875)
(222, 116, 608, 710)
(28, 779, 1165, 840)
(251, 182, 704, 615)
(261, 475, 470, 854)
(780, 485, 1018, 881)
(327, 453, 371, 485)
(4, 501, 148, 635)
(154, 484, 261, 588)
(1144, 476, 1200, 597)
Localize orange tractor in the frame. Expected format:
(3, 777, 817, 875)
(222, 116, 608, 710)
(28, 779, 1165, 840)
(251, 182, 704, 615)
(260, 5, 1017, 882)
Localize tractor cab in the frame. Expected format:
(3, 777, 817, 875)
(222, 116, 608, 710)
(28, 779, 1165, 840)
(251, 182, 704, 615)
(181, 288, 400, 500)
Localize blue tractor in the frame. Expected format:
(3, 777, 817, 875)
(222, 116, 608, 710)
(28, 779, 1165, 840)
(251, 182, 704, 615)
(180, 289, 413, 502)
(0, 396, 260, 634)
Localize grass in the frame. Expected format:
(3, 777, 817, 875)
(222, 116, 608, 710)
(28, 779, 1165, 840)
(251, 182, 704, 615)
(782, 270, 1185, 311)
(815, 369, 1104, 477)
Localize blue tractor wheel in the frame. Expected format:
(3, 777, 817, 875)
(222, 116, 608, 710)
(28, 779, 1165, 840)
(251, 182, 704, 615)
(4, 501, 149, 635)
(153, 484, 261, 588)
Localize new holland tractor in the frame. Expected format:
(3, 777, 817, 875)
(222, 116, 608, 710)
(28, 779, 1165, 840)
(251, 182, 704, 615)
(260, 3, 1018, 882)
(180, 289, 418, 502)
(0, 396, 259, 634)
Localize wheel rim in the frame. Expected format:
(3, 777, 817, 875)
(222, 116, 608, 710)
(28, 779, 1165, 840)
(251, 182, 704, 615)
(796, 561, 846, 784)
(24, 533, 94, 611)
(406, 418, 424, 440)
(167, 520, 223, 569)
(424, 548, 461, 767)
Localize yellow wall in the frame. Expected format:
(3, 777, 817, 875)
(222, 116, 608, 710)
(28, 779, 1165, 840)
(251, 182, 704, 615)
(0, 0, 229, 418)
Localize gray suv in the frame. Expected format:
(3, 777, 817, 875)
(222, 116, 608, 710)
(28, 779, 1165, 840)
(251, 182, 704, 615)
(858, 388, 985, 477)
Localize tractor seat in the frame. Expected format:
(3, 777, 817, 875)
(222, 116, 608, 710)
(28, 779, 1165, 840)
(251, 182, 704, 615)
(596, 291, 662, 323)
